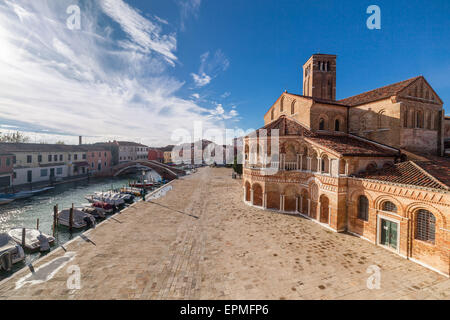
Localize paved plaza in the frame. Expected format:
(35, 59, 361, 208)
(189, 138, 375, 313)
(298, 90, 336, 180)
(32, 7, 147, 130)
(0, 167, 448, 300)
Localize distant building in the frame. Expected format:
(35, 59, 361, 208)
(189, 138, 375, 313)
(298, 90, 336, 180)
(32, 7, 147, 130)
(0, 150, 14, 191)
(148, 148, 164, 162)
(0, 143, 90, 186)
(83, 146, 113, 176)
(116, 141, 148, 163)
(163, 151, 172, 164)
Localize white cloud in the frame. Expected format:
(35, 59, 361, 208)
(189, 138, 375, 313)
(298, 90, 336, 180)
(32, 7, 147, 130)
(0, 0, 235, 146)
(221, 91, 231, 98)
(99, 0, 177, 66)
(191, 93, 200, 99)
(191, 72, 211, 87)
(191, 49, 229, 87)
(177, 0, 201, 31)
(208, 104, 238, 120)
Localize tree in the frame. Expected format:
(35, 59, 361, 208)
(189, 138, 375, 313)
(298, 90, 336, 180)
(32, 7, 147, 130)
(55, 141, 66, 145)
(0, 131, 30, 143)
(232, 157, 242, 175)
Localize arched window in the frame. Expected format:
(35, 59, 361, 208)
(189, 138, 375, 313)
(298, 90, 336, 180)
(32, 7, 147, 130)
(366, 163, 377, 173)
(382, 201, 397, 213)
(291, 101, 296, 115)
(358, 196, 369, 221)
(319, 118, 325, 130)
(280, 97, 284, 112)
(321, 156, 329, 173)
(416, 209, 436, 243)
(335, 119, 340, 132)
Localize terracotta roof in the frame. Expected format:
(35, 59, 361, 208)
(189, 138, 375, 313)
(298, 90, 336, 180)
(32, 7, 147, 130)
(338, 76, 421, 107)
(117, 141, 148, 147)
(354, 160, 449, 190)
(413, 160, 450, 188)
(248, 116, 315, 137)
(0, 142, 86, 153)
(247, 116, 398, 157)
(307, 134, 399, 157)
(286, 93, 348, 107)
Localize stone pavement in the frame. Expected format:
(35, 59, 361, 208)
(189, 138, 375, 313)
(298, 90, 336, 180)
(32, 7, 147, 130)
(0, 167, 448, 299)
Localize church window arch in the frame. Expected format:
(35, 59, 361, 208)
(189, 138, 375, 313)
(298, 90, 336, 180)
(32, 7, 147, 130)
(358, 196, 369, 221)
(415, 209, 436, 244)
(319, 118, 325, 130)
(335, 119, 340, 132)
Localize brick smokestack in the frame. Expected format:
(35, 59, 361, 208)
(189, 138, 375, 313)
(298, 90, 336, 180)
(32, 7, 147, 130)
(79, 136, 82, 145)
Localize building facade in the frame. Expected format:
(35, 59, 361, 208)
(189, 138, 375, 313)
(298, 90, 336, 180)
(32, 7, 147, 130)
(0, 143, 111, 188)
(117, 141, 149, 163)
(163, 151, 172, 164)
(148, 148, 164, 163)
(84, 147, 113, 176)
(0, 151, 14, 191)
(243, 54, 449, 276)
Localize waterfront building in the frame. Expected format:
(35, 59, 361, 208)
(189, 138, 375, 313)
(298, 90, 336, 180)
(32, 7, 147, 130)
(242, 54, 449, 276)
(0, 143, 109, 188)
(83, 145, 113, 176)
(0, 150, 14, 191)
(117, 141, 149, 163)
(163, 151, 172, 164)
(148, 148, 164, 163)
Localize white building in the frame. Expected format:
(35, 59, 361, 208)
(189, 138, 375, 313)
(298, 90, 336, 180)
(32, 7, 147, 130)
(117, 141, 149, 163)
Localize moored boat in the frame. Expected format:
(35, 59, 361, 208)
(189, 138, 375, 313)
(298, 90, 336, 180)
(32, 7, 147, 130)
(7, 228, 55, 252)
(57, 209, 96, 229)
(129, 180, 154, 189)
(0, 186, 55, 201)
(0, 198, 14, 205)
(0, 233, 25, 271)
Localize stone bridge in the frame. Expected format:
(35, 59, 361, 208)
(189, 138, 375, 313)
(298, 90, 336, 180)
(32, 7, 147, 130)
(111, 160, 185, 180)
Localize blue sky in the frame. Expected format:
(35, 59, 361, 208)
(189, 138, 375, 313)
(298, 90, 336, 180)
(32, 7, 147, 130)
(0, 0, 448, 146)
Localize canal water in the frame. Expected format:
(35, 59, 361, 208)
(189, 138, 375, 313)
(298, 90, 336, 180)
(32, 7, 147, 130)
(0, 171, 161, 280)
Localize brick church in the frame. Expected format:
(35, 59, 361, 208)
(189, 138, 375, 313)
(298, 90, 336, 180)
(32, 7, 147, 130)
(242, 54, 449, 276)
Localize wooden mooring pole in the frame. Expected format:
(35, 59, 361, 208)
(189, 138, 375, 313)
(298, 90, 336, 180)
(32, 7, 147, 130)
(36, 218, 39, 230)
(22, 228, 26, 248)
(69, 203, 74, 232)
(53, 205, 58, 236)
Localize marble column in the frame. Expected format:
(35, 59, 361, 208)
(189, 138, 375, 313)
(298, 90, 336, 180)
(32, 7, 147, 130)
(263, 193, 267, 209)
(250, 189, 254, 205)
(300, 196, 303, 214)
(280, 194, 285, 212)
(317, 201, 321, 221)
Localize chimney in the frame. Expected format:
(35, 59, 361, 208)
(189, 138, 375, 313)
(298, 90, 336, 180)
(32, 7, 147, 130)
(79, 136, 82, 145)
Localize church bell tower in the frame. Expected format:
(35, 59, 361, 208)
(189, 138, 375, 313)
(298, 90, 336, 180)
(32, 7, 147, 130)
(302, 54, 336, 100)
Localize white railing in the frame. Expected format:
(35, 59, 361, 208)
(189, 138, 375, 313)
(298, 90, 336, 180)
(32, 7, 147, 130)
(270, 161, 280, 169)
(284, 162, 298, 171)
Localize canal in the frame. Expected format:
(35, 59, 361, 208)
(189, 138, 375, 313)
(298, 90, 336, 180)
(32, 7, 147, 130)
(0, 171, 161, 280)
